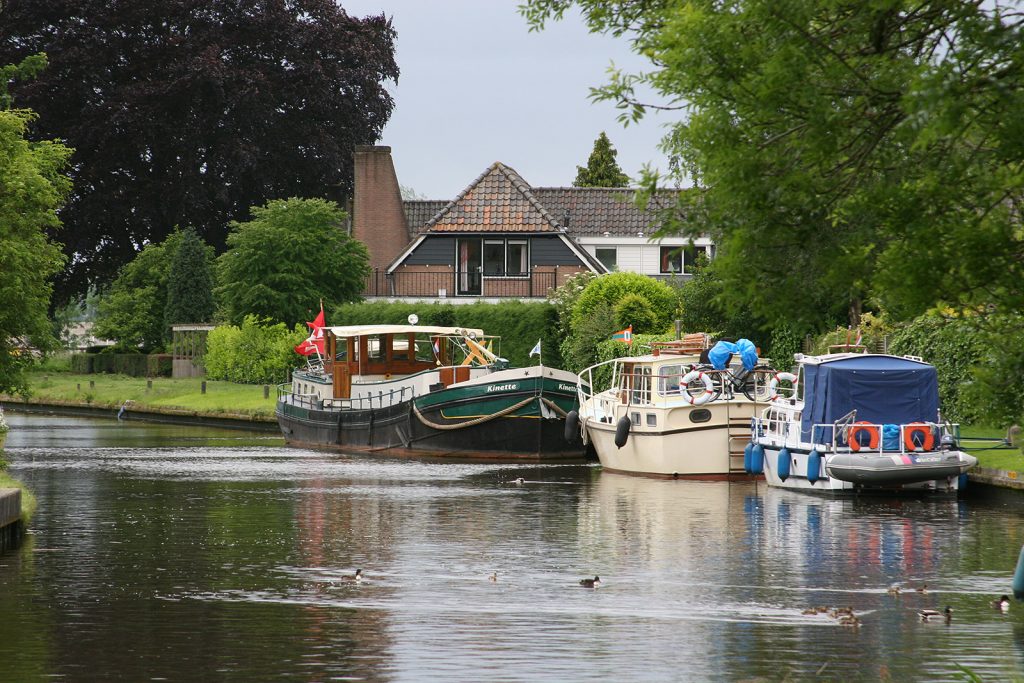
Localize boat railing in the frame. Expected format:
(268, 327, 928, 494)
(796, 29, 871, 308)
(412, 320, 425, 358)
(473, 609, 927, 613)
(277, 384, 415, 411)
(753, 412, 961, 456)
(579, 359, 778, 410)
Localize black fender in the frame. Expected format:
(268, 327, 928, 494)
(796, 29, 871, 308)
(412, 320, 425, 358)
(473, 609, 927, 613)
(564, 410, 580, 443)
(614, 416, 631, 449)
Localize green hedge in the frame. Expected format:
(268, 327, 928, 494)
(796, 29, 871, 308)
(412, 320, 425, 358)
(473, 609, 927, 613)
(69, 353, 173, 377)
(204, 316, 305, 384)
(332, 301, 561, 369)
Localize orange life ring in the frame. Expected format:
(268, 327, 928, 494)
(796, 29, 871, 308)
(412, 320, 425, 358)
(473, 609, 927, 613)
(903, 422, 935, 451)
(849, 421, 880, 452)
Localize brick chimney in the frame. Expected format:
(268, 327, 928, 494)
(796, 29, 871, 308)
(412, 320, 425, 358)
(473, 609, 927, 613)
(352, 145, 409, 272)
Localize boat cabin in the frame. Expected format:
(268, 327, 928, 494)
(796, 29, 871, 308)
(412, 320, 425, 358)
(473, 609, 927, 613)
(289, 324, 502, 407)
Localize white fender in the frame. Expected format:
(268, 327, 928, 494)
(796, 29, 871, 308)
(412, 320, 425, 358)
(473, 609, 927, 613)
(768, 372, 798, 401)
(680, 370, 716, 406)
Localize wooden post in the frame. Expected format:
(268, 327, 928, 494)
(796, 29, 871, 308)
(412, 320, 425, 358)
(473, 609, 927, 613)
(89, 380, 95, 390)
(263, 384, 270, 399)
(201, 380, 206, 394)
(76, 383, 81, 392)
(147, 379, 152, 390)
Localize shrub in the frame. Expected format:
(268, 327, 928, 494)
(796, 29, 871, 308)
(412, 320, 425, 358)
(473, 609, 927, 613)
(571, 272, 678, 333)
(614, 293, 657, 333)
(204, 316, 306, 384)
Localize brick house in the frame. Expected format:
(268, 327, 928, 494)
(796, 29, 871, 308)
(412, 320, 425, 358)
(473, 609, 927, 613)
(352, 146, 712, 301)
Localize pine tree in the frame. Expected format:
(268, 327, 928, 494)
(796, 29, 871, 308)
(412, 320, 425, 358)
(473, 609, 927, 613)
(164, 228, 215, 333)
(574, 132, 630, 187)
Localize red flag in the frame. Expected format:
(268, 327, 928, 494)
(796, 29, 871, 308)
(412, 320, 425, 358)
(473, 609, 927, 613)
(294, 304, 326, 356)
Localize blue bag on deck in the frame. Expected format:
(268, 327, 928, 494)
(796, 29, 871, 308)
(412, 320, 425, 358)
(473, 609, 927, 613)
(882, 424, 900, 451)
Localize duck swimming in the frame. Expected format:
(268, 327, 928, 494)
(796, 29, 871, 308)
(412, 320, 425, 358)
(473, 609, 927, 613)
(343, 569, 363, 583)
(918, 606, 952, 623)
(579, 576, 601, 588)
(992, 595, 1011, 612)
(488, 572, 498, 582)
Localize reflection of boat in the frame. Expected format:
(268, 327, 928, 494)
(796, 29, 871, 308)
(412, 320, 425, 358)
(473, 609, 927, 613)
(751, 351, 976, 493)
(571, 336, 777, 479)
(276, 324, 583, 460)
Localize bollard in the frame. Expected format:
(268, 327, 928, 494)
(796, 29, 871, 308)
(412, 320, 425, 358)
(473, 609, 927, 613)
(201, 380, 206, 395)
(76, 383, 81, 392)
(89, 380, 95, 390)
(263, 384, 270, 399)
(1013, 544, 1024, 600)
(147, 379, 152, 390)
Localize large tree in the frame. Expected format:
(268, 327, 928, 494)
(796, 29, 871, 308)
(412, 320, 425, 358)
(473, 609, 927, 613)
(574, 131, 630, 187)
(216, 198, 370, 327)
(0, 54, 71, 394)
(93, 231, 188, 351)
(524, 1, 1024, 332)
(0, 0, 399, 304)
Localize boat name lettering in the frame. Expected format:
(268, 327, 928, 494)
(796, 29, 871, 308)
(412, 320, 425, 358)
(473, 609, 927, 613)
(487, 383, 519, 393)
(558, 384, 575, 392)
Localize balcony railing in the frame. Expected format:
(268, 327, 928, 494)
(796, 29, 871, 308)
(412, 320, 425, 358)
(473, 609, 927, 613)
(363, 269, 559, 299)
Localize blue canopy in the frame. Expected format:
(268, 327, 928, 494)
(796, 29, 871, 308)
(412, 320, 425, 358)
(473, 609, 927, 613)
(800, 355, 940, 441)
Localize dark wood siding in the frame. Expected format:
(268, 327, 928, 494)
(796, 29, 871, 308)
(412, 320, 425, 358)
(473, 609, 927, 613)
(531, 236, 583, 266)
(403, 237, 456, 266)
(401, 235, 584, 268)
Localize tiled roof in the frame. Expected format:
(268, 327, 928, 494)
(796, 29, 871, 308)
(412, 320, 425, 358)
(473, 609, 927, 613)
(403, 200, 448, 238)
(420, 163, 562, 234)
(402, 175, 684, 238)
(532, 187, 683, 237)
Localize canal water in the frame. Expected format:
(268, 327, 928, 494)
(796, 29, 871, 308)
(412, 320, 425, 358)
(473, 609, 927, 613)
(1, 412, 1023, 682)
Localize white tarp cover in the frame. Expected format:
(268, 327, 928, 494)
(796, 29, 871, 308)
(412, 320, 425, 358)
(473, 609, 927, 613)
(323, 324, 486, 338)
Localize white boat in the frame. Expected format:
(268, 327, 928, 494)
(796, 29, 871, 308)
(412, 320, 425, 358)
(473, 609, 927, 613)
(568, 335, 780, 479)
(750, 350, 977, 493)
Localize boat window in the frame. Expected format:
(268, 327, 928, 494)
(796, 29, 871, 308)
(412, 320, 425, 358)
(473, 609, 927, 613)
(632, 366, 652, 405)
(415, 338, 435, 362)
(631, 412, 641, 426)
(658, 365, 682, 394)
(689, 409, 711, 423)
(646, 413, 657, 427)
(392, 336, 410, 361)
(367, 335, 383, 360)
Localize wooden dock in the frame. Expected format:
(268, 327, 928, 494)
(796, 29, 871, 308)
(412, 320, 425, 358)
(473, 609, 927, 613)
(0, 488, 22, 552)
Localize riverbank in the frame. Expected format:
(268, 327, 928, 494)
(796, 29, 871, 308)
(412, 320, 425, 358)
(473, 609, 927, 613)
(2, 371, 278, 427)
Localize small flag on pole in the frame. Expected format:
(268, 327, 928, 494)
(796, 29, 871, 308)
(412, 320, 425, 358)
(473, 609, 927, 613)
(433, 339, 440, 355)
(529, 340, 542, 357)
(611, 325, 633, 345)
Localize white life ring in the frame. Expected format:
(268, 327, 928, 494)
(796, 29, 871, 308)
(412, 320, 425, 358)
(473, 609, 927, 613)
(680, 370, 716, 406)
(768, 372, 798, 401)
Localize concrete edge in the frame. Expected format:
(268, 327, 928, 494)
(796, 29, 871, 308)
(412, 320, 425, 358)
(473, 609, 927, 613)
(968, 466, 1024, 490)
(2, 398, 280, 433)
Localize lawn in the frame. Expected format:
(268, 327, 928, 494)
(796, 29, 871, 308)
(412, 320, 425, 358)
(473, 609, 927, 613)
(7, 371, 279, 419)
(960, 424, 1024, 471)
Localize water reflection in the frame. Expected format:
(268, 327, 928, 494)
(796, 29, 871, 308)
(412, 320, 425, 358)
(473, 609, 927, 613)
(0, 413, 1023, 681)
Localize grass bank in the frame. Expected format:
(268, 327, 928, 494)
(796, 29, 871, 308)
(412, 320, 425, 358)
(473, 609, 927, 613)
(960, 425, 1023, 471)
(0, 468, 38, 522)
(5, 371, 279, 419)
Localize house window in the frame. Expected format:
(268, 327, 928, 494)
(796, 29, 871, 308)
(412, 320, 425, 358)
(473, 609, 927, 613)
(482, 239, 529, 277)
(507, 241, 528, 276)
(660, 246, 682, 274)
(596, 247, 617, 271)
(661, 245, 713, 274)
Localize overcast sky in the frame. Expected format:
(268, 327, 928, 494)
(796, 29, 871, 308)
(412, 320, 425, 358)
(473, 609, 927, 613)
(341, 0, 671, 199)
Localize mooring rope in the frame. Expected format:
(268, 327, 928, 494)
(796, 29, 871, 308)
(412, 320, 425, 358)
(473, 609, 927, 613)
(412, 395, 537, 431)
(539, 397, 569, 417)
